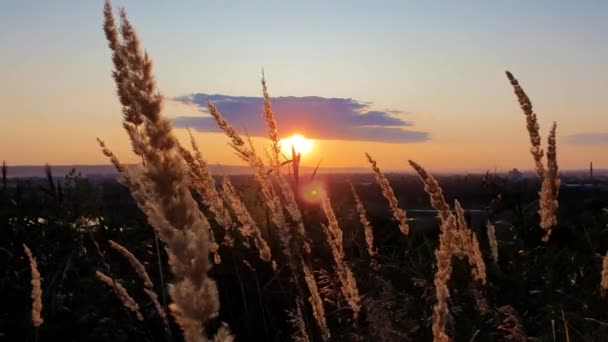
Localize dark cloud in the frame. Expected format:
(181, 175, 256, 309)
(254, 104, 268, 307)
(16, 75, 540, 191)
(564, 133, 608, 145)
(171, 93, 429, 143)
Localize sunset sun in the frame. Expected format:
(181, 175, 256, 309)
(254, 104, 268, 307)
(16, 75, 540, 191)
(280, 133, 314, 156)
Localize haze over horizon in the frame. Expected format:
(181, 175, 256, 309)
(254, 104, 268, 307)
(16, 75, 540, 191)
(2, 1, 607, 172)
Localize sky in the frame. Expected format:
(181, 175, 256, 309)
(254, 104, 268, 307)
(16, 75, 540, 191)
(1, 1, 607, 172)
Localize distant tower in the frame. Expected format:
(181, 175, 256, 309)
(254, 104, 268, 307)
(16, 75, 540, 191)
(590, 161, 594, 180)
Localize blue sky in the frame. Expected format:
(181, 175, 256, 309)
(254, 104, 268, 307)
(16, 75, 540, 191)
(1, 1, 607, 170)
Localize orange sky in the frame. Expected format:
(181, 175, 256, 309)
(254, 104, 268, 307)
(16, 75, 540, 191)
(1, 1, 607, 172)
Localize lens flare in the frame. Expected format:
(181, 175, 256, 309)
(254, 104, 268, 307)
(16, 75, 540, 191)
(300, 180, 325, 204)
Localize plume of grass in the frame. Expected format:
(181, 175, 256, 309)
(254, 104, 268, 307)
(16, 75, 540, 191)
(287, 299, 311, 342)
(259, 75, 331, 338)
(180, 142, 232, 252)
(258, 77, 310, 251)
(601, 252, 608, 294)
(408, 160, 488, 341)
(408, 160, 452, 224)
(207, 102, 285, 235)
(23, 244, 43, 328)
(109, 240, 168, 325)
(454, 201, 487, 284)
(221, 176, 272, 263)
(182, 129, 234, 230)
(103, 2, 221, 339)
(261, 71, 281, 171)
(506, 71, 560, 241)
(96, 270, 144, 321)
(301, 261, 330, 341)
(505, 71, 545, 179)
(208, 92, 311, 258)
(539, 122, 559, 241)
(365, 153, 409, 235)
(431, 214, 457, 342)
(350, 182, 378, 269)
(208, 75, 319, 339)
(319, 189, 361, 318)
(212, 323, 235, 342)
(486, 221, 499, 263)
(109, 240, 153, 288)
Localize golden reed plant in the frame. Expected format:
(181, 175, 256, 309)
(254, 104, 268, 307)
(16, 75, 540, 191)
(95, 270, 144, 321)
(506, 71, 560, 242)
(365, 153, 410, 235)
(102, 2, 221, 340)
(180, 130, 233, 254)
(23, 244, 43, 329)
(408, 160, 487, 342)
(220, 176, 273, 264)
(109, 240, 168, 326)
(301, 260, 331, 340)
(601, 252, 608, 294)
(319, 189, 362, 318)
(206, 76, 330, 337)
(350, 182, 379, 269)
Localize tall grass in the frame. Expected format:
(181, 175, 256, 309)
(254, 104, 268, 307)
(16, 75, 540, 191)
(23, 244, 43, 329)
(102, 2, 220, 340)
(16, 2, 607, 341)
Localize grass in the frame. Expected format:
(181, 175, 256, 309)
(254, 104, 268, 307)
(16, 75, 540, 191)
(2, 1, 608, 341)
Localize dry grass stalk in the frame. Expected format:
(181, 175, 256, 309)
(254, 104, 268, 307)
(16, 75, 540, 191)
(212, 323, 235, 342)
(319, 189, 361, 318)
(350, 182, 378, 269)
(409, 160, 488, 341)
(207, 101, 305, 274)
(180, 144, 232, 252)
(258, 77, 311, 253)
(287, 299, 311, 342)
(23, 244, 43, 328)
(432, 214, 457, 342)
(505, 71, 545, 180)
(301, 260, 330, 341)
(601, 252, 608, 294)
(454, 201, 486, 284)
(103, 2, 221, 339)
(506, 71, 560, 241)
(109, 240, 168, 325)
(408, 160, 452, 224)
(221, 176, 272, 263)
(207, 102, 285, 235)
(109, 240, 154, 288)
(208, 77, 319, 339)
(207, 86, 309, 256)
(144, 288, 169, 326)
(539, 122, 559, 242)
(96, 270, 144, 321)
(365, 153, 409, 235)
(183, 129, 234, 230)
(486, 221, 499, 263)
(261, 72, 281, 170)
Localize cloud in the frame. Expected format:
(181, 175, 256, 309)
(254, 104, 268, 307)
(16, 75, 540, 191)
(170, 93, 429, 143)
(564, 133, 608, 145)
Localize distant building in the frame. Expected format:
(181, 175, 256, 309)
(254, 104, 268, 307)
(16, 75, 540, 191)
(507, 168, 523, 181)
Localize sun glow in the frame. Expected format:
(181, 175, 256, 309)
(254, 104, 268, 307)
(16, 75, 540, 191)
(280, 134, 314, 156)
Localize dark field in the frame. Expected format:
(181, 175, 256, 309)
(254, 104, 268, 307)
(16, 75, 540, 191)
(2, 168, 608, 341)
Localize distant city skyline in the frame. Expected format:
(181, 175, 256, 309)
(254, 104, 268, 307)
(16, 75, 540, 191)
(1, 1, 607, 172)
